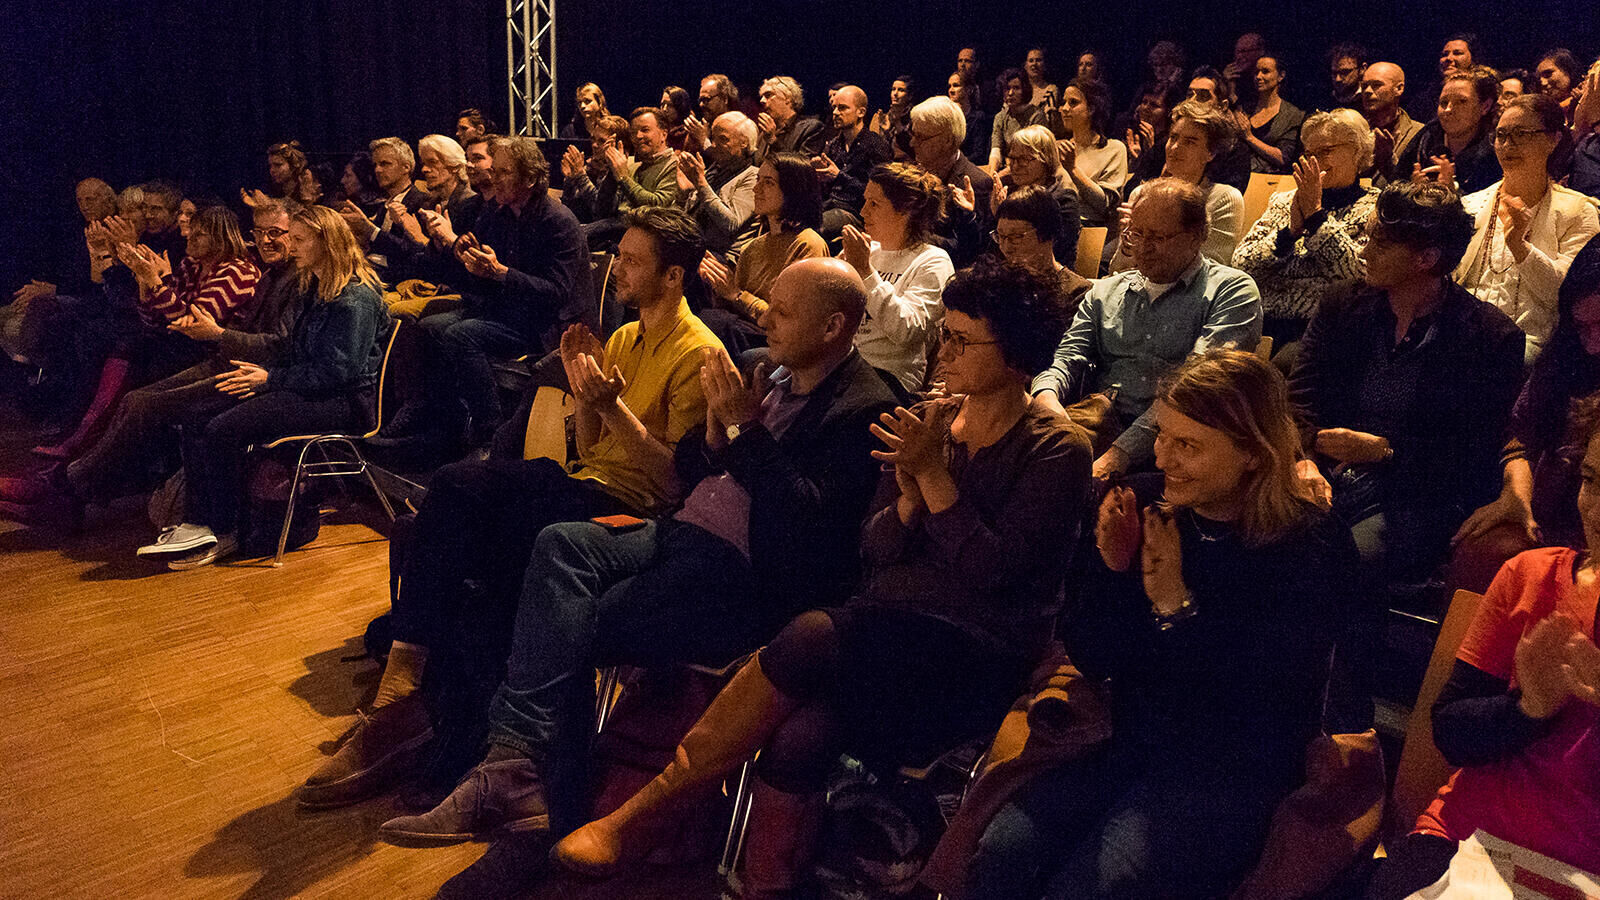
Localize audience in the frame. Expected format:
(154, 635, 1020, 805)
(1053, 77, 1130, 230)
(1112, 101, 1246, 272)
(839, 162, 957, 393)
(550, 260, 1091, 894)
(870, 75, 918, 159)
(679, 111, 760, 261)
(1361, 62, 1426, 185)
(454, 108, 493, 147)
(298, 207, 723, 808)
(1537, 48, 1585, 116)
(1225, 31, 1268, 111)
(967, 348, 1356, 899)
(1572, 62, 1600, 196)
(1326, 42, 1368, 111)
(697, 153, 827, 352)
(463, 134, 495, 199)
(560, 82, 609, 139)
(1179, 66, 1253, 191)
(947, 72, 992, 166)
(1457, 94, 1600, 361)
(756, 76, 825, 163)
(815, 85, 893, 239)
(990, 125, 1082, 265)
(1233, 108, 1379, 347)
(1499, 68, 1533, 110)
(1234, 55, 1306, 174)
(989, 67, 1050, 172)
(1038, 177, 1262, 483)
(1399, 66, 1502, 195)
(563, 107, 682, 248)
(1024, 47, 1060, 107)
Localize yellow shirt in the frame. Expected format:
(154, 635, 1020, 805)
(569, 298, 724, 514)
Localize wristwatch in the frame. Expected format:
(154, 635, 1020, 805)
(725, 422, 751, 443)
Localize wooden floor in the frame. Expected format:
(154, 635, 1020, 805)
(0, 414, 721, 898)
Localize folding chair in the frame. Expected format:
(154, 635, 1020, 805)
(1242, 173, 1295, 234)
(1074, 227, 1108, 278)
(261, 320, 402, 566)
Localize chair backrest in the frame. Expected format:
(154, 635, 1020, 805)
(1241, 173, 1295, 235)
(591, 251, 618, 338)
(523, 385, 574, 463)
(1387, 588, 1486, 840)
(365, 319, 403, 439)
(1074, 227, 1108, 278)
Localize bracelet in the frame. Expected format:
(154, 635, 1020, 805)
(1153, 591, 1198, 631)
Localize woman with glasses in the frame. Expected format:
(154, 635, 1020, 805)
(988, 124, 1082, 263)
(838, 162, 956, 393)
(1111, 100, 1245, 273)
(1234, 108, 1379, 347)
(550, 261, 1091, 895)
(1457, 94, 1598, 362)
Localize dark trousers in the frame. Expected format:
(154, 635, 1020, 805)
(390, 457, 627, 647)
(966, 746, 1289, 900)
(180, 390, 361, 533)
(67, 358, 234, 502)
(417, 310, 529, 434)
(1363, 832, 1456, 900)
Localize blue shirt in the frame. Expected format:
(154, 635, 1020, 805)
(1031, 254, 1262, 464)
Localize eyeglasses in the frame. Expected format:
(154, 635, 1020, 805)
(1493, 127, 1551, 145)
(939, 324, 999, 356)
(252, 227, 289, 240)
(1302, 142, 1354, 159)
(990, 228, 1038, 246)
(1122, 227, 1186, 248)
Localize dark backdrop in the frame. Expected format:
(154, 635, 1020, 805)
(4, 0, 1595, 294)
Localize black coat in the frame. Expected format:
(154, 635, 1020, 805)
(672, 350, 899, 627)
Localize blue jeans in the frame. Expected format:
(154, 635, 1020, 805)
(417, 310, 528, 431)
(965, 747, 1285, 900)
(486, 518, 770, 822)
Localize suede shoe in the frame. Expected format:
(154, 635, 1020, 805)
(298, 694, 433, 810)
(378, 756, 549, 845)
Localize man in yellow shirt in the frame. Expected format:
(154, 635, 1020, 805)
(297, 207, 723, 809)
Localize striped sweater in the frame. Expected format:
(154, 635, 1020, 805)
(142, 257, 262, 326)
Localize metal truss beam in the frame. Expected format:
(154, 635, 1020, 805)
(506, 0, 556, 138)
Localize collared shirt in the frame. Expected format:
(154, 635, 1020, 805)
(569, 298, 725, 514)
(1032, 254, 1262, 463)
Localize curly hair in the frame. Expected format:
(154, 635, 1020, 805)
(1373, 181, 1475, 275)
(939, 259, 1067, 375)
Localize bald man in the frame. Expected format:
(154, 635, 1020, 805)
(816, 85, 894, 239)
(378, 257, 900, 850)
(1360, 62, 1425, 185)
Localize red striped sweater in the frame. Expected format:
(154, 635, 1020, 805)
(142, 257, 262, 326)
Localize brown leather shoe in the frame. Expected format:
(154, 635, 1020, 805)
(298, 694, 433, 810)
(377, 756, 550, 845)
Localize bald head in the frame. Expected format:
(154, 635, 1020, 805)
(830, 86, 870, 134)
(1361, 62, 1407, 119)
(76, 178, 116, 222)
(762, 258, 866, 373)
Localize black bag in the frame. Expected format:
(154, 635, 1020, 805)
(239, 455, 322, 558)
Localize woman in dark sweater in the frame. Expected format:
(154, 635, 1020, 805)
(135, 205, 388, 568)
(549, 261, 1092, 896)
(964, 348, 1358, 899)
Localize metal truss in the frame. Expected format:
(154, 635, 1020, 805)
(506, 0, 556, 138)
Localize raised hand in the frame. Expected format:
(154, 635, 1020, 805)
(756, 112, 777, 141)
(559, 322, 605, 374)
(569, 351, 627, 407)
(1056, 137, 1078, 173)
(104, 215, 139, 247)
(870, 110, 890, 135)
(1372, 128, 1395, 167)
(810, 153, 840, 181)
(339, 199, 376, 239)
(561, 144, 586, 179)
(455, 233, 508, 281)
(839, 224, 874, 278)
(949, 176, 977, 214)
(678, 151, 707, 189)
(699, 345, 769, 441)
(869, 399, 958, 478)
(1140, 504, 1188, 614)
(683, 113, 709, 150)
(1096, 485, 1140, 571)
(988, 176, 1009, 217)
(418, 206, 457, 246)
(1516, 614, 1585, 719)
(1289, 155, 1325, 234)
(603, 142, 630, 178)
(1498, 194, 1534, 257)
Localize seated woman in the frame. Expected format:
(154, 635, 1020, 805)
(27, 207, 263, 466)
(549, 261, 1092, 895)
(1233, 108, 1379, 347)
(1457, 94, 1600, 363)
(1366, 425, 1600, 898)
(1111, 100, 1245, 272)
(1399, 66, 1501, 195)
(1054, 77, 1130, 230)
(1451, 235, 1600, 589)
(1291, 181, 1525, 731)
(133, 205, 387, 567)
(838, 162, 956, 394)
(993, 186, 1093, 313)
(697, 152, 827, 353)
(988, 124, 1082, 264)
(963, 348, 1358, 899)
(559, 82, 609, 140)
(1233, 55, 1306, 174)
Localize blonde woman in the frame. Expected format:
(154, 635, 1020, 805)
(136, 206, 388, 567)
(989, 124, 1082, 263)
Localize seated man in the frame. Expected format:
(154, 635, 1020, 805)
(0, 200, 310, 520)
(910, 96, 995, 268)
(1032, 177, 1261, 483)
(339, 137, 431, 266)
(1360, 62, 1425, 186)
(296, 207, 724, 809)
(815, 85, 893, 240)
(375, 257, 899, 852)
(680, 111, 759, 262)
(378, 136, 592, 449)
(563, 107, 682, 249)
(755, 76, 826, 163)
(463, 134, 497, 201)
(455, 108, 495, 148)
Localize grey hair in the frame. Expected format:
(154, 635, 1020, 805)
(760, 76, 805, 112)
(910, 96, 967, 144)
(1301, 108, 1375, 172)
(368, 136, 416, 173)
(418, 133, 469, 182)
(714, 111, 759, 153)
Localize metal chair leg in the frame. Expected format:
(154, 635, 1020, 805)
(719, 759, 755, 875)
(594, 667, 621, 733)
(273, 439, 317, 567)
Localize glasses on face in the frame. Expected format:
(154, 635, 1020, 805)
(1493, 127, 1551, 145)
(1122, 228, 1185, 248)
(908, 130, 940, 145)
(1302, 142, 1354, 159)
(939, 324, 999, 356)
(252, 227, 289, 241)
(990, 228, 1037, 247)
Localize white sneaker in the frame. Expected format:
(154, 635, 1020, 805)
(136, 523, 217, 557)
(167, 534, 239, 570)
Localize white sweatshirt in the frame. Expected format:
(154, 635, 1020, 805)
(852, 242, 956, 391)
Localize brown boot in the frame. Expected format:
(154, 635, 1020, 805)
(378, 755, 550, 845)
(550, 658, 798, 878)
(727, 776, 824, 900)
(298, 693, 433, 809)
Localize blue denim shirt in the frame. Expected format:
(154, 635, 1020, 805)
(1031, 254, 1262, 464)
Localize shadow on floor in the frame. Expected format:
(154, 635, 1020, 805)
(185, 793, 396, 900)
